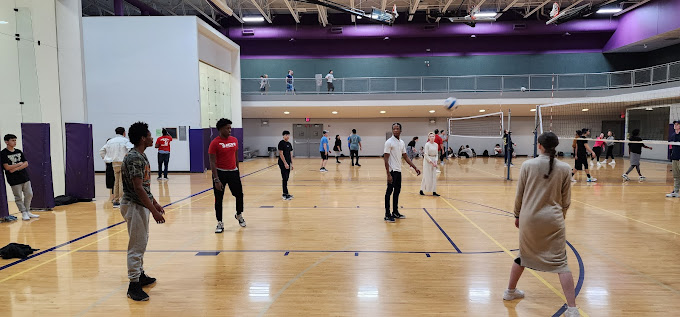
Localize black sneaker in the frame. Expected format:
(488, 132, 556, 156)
(356, 163, 361, 166)
(432, 192, 440, 197)
(392, 212, 406, 219)
(420, 190, 425, 196)
(140, 271, 156, 287)
(127, 282, 149, 301)
(384, 215, 396, 222)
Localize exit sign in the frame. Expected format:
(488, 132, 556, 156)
(305, 117, 310, 122)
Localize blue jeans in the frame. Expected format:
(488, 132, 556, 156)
(157, 153, 170, 178)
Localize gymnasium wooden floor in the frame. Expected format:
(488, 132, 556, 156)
(1, 156, 679, 316)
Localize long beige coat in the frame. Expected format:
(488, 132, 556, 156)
(421, 142, 439, 193)
(514, 154, 572, 273)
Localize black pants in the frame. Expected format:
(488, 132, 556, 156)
(606, 146, 615, 160)
(158, 153, 170, 178)
(593, 147, 602, 161)
(504, 148, 513, 164)
(385, 171, 402, 214)
(214, 170, 244, 221)
(327, 82, 334, 92)
(279, 164, 290, 195)
(350, 150, 359, 165)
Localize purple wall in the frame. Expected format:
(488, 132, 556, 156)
(65, 123, 95, 200)
(604, 0, 680, 52)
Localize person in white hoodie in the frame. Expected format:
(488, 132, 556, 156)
(100, 127, 133, 208)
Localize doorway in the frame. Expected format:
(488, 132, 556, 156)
(292, 123, 324, 158)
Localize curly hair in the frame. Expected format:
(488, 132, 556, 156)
(216, 118, 232, 130)
(128, 122, 149, 146)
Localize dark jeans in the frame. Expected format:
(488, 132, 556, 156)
(593, 147, 602, 161)
(157, 153, 170, 178)
(214, 170, 244, 222)
(279, 163, 290, 195)
(504, 148, 514, 164)
(350, 150, 359, 165)
(327, 82, 334, 92)
(385, 171, 402, 214)
(606, 146, 615, 160)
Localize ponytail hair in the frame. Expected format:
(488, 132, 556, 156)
(538, 132, 559, 179)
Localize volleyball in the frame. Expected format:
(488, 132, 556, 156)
(444, 97, 458, 111)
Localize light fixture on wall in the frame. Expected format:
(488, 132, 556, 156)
(0, 21, 9, 24)
(645, 107, 653, 111)
(261, 120, 269, 126)
(429, 118, 436, 124)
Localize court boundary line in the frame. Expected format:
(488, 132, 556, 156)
(438, 197, 589, 317)
(61, 249, 518, 255)
(0, 164, 277, 273)
(572, 198, 680, 236)
(423, 208, 462, 253)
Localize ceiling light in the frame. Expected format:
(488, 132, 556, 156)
(479, 109, 486, 113)
(596, 8, 622, 14)
(356, 16, 362, 19)
(645, 107, 653, 111)
(429, 110, 435, 113)
(0, 21, 8, 25)
(283, 111, 290, 115)
(474, 12, 497, 18)
(470, 34, 476, 38)
(243, 16, 265, 22)
(581, 108, 589, 112)
(530, 108, 536, 112)
(332, 111, 338, 114)
(380, 110, 386, 114)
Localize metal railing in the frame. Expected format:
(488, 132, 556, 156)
(243, 61, 680, 95)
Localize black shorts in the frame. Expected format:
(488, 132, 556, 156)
(320, 151, 328, 160)
(574, 156, 588, 170)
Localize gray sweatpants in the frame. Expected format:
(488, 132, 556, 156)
(11, 181, 33, 213)
(673, 160, 680, 192)
(120, 199, 150, 282)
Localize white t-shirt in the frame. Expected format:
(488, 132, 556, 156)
(384, 136, 406, 172)
(325, 73, 334, 83)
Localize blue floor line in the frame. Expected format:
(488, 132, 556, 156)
(422, 208, 462, 253)
(63, 249, 519, 255)
(0, 164, 277, 273)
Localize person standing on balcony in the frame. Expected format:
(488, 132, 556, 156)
(325, 70, 335, 93)
(286, 70, 295, 95)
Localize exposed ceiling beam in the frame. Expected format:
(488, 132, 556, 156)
(381, 0, 387, 11)
(471, 0, 486, 13)
(523, 0, 551, 18)
(502, 0, 520, 12)
(251, 0, 273, 23)
(283, 0, 301, 23)
(350, 0, 355, 22)
(614, 0, 651, 16)
(207, 0, 235, 17)
(408, 0, 420, 21)
(317, 4, 328, 27)
(184, 0, 221, 25)
(435, 0, 455, 22)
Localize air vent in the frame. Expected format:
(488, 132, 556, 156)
(242, 29, 255, 36)
(513, 24, 526, 30)
(330, 27, 343, 34)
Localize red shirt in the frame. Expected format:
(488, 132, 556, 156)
(208, 136, 238, 170)
(434, 134, 443, 151)
(156, 135, 172, 152)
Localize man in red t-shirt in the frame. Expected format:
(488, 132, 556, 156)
(208, 118, 245, 233)
(433, 128, 443, 158)
(155, 129, 172, 180)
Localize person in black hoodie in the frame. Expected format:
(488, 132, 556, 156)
(333, 135, 342, 163)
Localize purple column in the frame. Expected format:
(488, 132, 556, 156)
(232, 128, 244, 162)
(65, 123, 95, 200)
(0, 168, 8, 218)
(21, 123, 55, 210)
(189, 128, 205, 173)
(114, 0, 124, 16)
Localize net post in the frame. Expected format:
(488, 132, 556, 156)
(533, 106, 539, 158)
(506, 109, 512, 181)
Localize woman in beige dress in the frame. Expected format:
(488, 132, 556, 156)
(503, 132, 580, 317)
(419, 133, 440, 197)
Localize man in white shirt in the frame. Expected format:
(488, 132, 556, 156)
(383, 123, 421, 222)
(325, 70, 335, 93)
(99, 127, 133, 208)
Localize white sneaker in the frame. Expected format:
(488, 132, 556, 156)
(600, 160, 607, 164)
(587, 177, 597, 182)
(589, 161, 594, 167)
(22, 212, 30, 221)
(609, 161, 616, 165)
(596, 162, 601, 167)
(235, 213, 246, 227)
(622, 174, 630, 181)
(666, 192, 680, 198)
(215, 221, 224, 233)
(502, 289, 525, 301)
(27, 212, 39, 218)
(639, 176, 646, 182)
(571, 178, 577, 183)
(565, 307, 580, 317)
